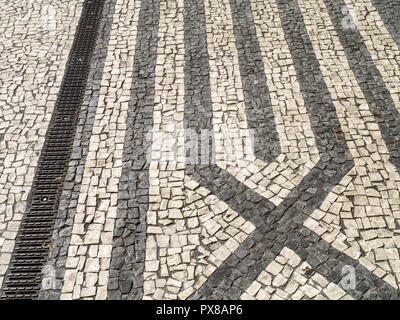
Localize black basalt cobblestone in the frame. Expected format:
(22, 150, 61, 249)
(107, 0, 160, 300)
(229, 0, 280, 163)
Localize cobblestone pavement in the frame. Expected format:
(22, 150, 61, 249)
(1, 0, 400, 300)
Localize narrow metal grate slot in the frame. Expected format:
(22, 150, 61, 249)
(0, 0, 105, 300)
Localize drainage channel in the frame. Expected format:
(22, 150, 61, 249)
(0, 0, 105, 299)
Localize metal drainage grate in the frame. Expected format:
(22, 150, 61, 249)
(1, 0, 105, 299)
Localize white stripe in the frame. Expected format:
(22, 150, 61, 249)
(143, 0, 187, 300)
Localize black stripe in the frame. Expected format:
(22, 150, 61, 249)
(107, 0, 160, 300)
(229, 0, 280, 163)
(183, 0, 213, 135)
(371, 0, 400, 50)
(1, 0, 106, 300)
(323, 0, 400, 172)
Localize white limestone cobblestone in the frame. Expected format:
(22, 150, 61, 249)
(143, 0, 186, 300)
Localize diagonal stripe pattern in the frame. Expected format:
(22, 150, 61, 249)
(1, 0, 400, 300)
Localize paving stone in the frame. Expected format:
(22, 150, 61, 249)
(2, 0, 400, 302)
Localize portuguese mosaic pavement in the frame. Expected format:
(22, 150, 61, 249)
(1, 0, 400, 300)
